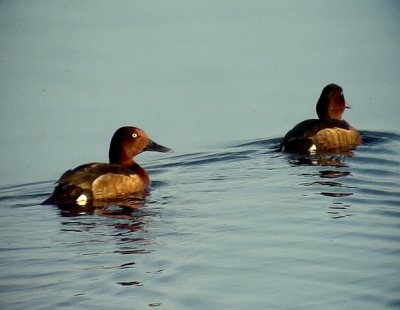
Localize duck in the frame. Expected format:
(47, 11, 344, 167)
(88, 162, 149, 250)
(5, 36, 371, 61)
(280, 84, 362, 153)
(44, 126, 172, 206)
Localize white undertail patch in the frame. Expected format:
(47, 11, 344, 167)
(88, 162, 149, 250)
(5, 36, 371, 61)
(76, 194, 88, 206)
(309, 144, 317, 153)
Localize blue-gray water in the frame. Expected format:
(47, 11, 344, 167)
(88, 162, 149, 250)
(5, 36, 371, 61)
(1, 131, 400, 309)
(1, 1, 400, 309)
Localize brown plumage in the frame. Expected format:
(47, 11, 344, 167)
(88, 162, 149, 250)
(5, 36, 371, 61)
(44, 127, 172, 206)
(280, 84, 362, 153)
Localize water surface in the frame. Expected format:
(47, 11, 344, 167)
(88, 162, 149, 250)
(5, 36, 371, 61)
(1, 1, 400, 309)
(1, 131, 399, 309)
(1, 0, 400, 185)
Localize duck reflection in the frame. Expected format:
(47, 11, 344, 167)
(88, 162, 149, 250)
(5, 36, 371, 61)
(289, 151, 357, 219)
(288, 150, 354, 167)
(58, 206, 151, 236)
(57, 198, 160, 286)
(56, 196, 146, 218)
(301, 172, 354, 199)
(327, 202, 352, 219)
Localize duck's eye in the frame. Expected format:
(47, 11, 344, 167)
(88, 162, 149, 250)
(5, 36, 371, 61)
(132, 133, 138, 138)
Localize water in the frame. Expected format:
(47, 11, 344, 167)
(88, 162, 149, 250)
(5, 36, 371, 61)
(1, 1, 400, 309)
(1, 131, 399, 309)
(1, 0, 400, 186)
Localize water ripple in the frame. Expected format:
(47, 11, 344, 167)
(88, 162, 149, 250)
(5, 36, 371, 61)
(0, 130, 399, 309)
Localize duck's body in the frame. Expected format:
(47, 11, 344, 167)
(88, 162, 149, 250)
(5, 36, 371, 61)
(44, 127, 171, 206)
(281, 118, 361, 152)
(280, 84, 361, 153)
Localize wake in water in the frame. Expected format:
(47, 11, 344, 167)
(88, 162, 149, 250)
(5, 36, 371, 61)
(1, 131, 399, 310)
(0, 131, 398, 216)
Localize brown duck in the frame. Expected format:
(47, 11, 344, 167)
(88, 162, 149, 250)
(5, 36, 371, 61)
(280, 84, 362, 153)
(44, 126, 172, 206)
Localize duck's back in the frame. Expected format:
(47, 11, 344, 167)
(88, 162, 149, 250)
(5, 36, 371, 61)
(44, 163, 149, 205)
(281, 119, 361, 153)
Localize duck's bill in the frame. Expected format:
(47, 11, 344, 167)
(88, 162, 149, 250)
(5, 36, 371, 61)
(145, 139, 173, 153)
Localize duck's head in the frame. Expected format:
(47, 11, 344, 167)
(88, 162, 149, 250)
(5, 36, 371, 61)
(109, 126, 172, 166)
(316, 84, 349, 120)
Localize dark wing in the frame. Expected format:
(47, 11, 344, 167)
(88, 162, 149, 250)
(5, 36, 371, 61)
(44, 163, 139, 206)
(280, 119, 351, 152)
(57, 163, 134, 189)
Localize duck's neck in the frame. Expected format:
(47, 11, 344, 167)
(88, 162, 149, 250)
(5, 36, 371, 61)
(317, 102, 344, 120)
(118, 158, 137, 168)
(109, 150, 137, 167)
(317, 95, 346, 120)
(109, 144, 137, 166)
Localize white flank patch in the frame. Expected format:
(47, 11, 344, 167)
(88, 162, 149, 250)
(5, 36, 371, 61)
(76, 194, 88, 206)
(309, 144, 317, 153)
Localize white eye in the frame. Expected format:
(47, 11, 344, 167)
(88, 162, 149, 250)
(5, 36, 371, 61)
(132, 133, 138, 138)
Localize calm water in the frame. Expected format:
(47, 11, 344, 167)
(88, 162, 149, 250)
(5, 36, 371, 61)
(1, 131, 399, 309)
(1, 1, 400, 309)
(1, 1, 400, 185)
